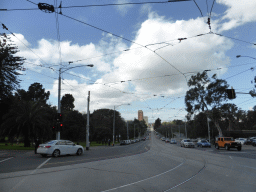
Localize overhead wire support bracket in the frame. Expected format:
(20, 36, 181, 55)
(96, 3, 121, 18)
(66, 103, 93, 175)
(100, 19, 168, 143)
(38, 3, 55, 13)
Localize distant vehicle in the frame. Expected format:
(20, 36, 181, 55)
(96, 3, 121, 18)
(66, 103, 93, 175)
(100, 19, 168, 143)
(251, 139, 256, 146)
(161, 137, 166, 141)
(37, 140, 84, 157)
(215, 137, 241, 151)
(170, 139, 177, 144)
(180, 139, 195, 148)
(235, 138, 247, 145)
(165, 139, 170, 143)
(197, 140, 211, 148)
(120, 140, 126, 145)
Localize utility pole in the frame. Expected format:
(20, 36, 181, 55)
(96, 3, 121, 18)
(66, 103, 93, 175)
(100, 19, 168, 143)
(86, 91, 90, 150)
(207, 117, 210, 143)
(113, 106, 115, 146)
(127, 121, 129, 140)
(57, 68, 61, 140)
(185, 120, 187, 138)
(133, 118, 135, 139)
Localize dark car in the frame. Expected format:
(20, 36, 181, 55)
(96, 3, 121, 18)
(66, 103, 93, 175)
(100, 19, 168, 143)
(120, 140, 126, 145)
(197, 140, 211, 148)
(252, 139, 256, 147)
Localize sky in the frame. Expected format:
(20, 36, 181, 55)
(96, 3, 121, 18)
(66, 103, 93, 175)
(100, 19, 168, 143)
(1, 0, 256, 123)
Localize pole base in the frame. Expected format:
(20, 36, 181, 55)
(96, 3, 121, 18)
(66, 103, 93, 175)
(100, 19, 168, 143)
(86, 147, 89, 150)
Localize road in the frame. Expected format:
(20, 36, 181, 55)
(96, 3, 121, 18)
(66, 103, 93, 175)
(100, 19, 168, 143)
(0, 132, 256, 191)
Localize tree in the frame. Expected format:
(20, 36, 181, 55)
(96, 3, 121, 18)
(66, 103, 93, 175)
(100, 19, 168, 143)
(0, 33, 25, 100)
(185, 71, 229, 136)
(1, 99, 53, 147)
(27, 82, 50, 103)
(154, 118, 161, 130)
(61, 94, 75, 111)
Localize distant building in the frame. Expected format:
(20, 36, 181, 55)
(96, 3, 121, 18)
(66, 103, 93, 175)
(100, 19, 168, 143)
(138, 110, 143, 121)
(143, 116, 148, 126)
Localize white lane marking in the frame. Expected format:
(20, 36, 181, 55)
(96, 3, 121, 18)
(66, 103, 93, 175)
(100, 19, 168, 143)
(0, 157, 13, 163)
(101, 161, 185, 192)
(239, 165, 256, 170)
(218, 152, 246, 153)
(37, 157, 52, 169)
(229, 156, 233, 159)
(10, 157, 52, 192)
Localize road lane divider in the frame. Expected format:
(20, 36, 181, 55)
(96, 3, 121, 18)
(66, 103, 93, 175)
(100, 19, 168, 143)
(0, 157, 13, 163)
(101, 161, 185, 192)
(10, 157, 52, 192)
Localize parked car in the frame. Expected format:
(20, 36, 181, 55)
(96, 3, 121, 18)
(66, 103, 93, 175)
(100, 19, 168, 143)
(252, 139, 256, 147)
(37, 140, 84, 157)
(180, 139, 195, 148)
(120, 140, 126, 145)
(161, 137, 166, 141)
(197, 140, 211, 148)
(170, 139, 177, 144)
(165, 139, 170, 143)
(235, 138, 247, 145)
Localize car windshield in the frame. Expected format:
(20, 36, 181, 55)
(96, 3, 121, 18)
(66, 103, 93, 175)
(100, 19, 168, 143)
(201, 140, 207, 143)
(184, 140, 191, 142)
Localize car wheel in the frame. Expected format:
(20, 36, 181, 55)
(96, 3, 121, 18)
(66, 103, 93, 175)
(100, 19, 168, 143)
(41, 154, 47, 157)
(200, 145, 203, 148)
(215, 144, 219, 149)
(225, 145, 230, 151)
(237, 147, 241, 151)
(77, 148, 83, 156)
(52, 150, 60, 157)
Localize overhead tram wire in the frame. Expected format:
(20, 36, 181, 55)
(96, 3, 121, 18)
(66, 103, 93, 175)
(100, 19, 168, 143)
(57, 13, 188, 84)
(213, 33, 256, 46)
(193, 0, 203, 17)
(1, 1, 192, 11)
(0, 21, 59, 71)
(209, 0, 216, 18)
(54, 0, 63, 67)
(20, 1, 190, 83)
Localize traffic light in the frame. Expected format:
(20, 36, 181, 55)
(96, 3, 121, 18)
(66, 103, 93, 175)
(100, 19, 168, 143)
(57, 113, 62, 122)
(226, 89, 236, 99)
(59, 123, 63, 131)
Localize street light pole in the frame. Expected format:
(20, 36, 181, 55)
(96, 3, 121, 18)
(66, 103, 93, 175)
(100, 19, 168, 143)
(57, 68, 61, 140)
(56, 64, 93, 140)
(127, 121, 129, 140)
(113, 106, 116, 146)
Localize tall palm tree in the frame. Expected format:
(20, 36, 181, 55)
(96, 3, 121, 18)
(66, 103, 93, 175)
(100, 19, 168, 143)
(1, 99, 53, 147)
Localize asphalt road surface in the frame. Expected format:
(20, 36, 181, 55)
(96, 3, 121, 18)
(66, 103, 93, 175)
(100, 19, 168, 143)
(1, 133, 256, 192)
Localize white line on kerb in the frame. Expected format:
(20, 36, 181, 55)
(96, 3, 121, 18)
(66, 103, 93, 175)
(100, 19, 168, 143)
(101, 161, 184, 192)
(10, 157, 52, 192)
(229, 156, 233, 159)
(0, 157, 13, 163)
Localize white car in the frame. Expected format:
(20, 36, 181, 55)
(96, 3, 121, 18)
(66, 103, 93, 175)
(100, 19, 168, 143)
(235, 138, 247, 145)
(181, 139, 195, 148)
(37, 140, 84, 157)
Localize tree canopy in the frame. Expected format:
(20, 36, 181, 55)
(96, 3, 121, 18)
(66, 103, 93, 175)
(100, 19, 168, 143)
(61, 94, 75, 111)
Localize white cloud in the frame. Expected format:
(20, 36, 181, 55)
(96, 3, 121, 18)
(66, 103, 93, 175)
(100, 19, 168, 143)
(217, 0, 256, 31)
(115, 0, 133, 16)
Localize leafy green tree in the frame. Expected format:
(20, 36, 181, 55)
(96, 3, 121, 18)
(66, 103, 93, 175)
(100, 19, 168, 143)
(1, 100, 53, 147)
(0, 34, 25, 100)
(61, 110, 85, 142)
(61, 94, 75, 111)
(185, 71, 229, 136)
(27, 82, 50, 103)
(154, 118, 161, 130)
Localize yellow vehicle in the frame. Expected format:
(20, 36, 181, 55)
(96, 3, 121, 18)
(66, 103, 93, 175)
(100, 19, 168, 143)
(215, 137, 242, 151)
